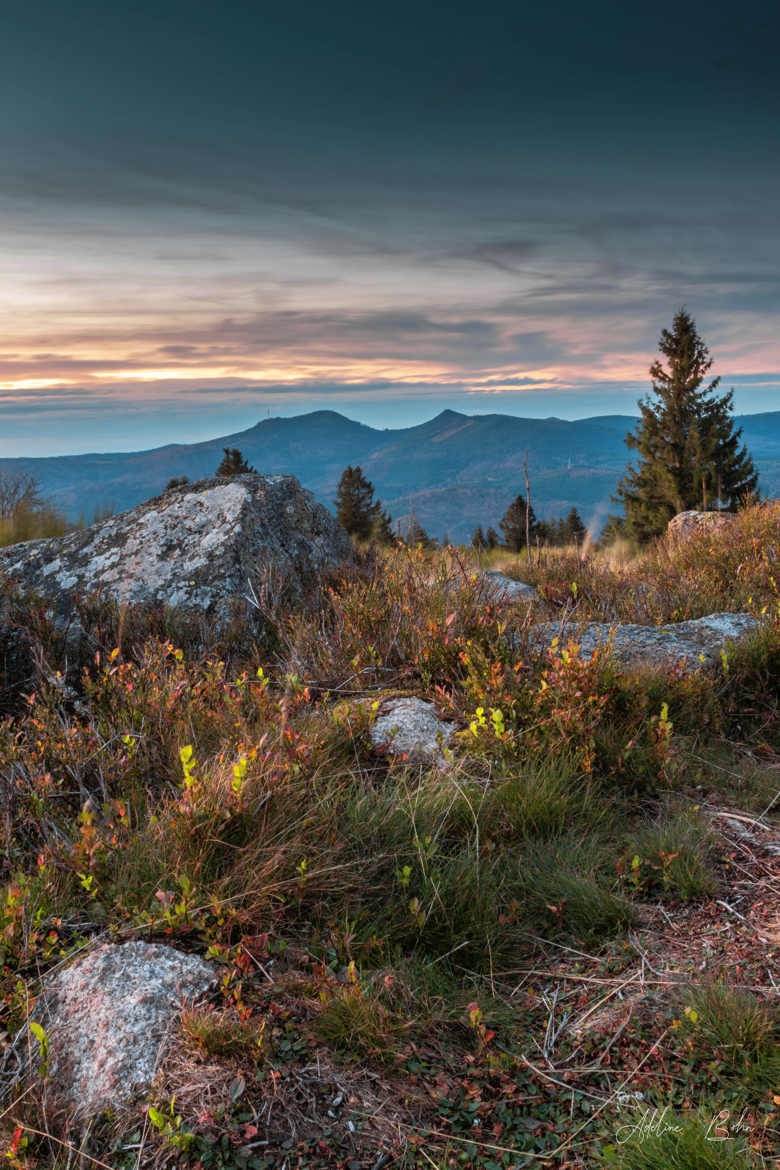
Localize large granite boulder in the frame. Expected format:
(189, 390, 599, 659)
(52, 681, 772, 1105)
(16, 941, 216, 1120)
(0, 475, 352, 626)
(530, 612, 759, 670)
(667, 510, 736, 540)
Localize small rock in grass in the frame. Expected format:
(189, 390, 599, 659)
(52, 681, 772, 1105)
(481, 570, 538, 603)
(370, 697, 456, 767)
(21, 941, 216, 1119)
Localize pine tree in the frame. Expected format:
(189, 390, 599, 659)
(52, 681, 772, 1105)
(615, 309, 758, 541)
(498, 494, 539, 552)
(373, 506, 395, 545)
(563, 507, 587, 544)
(471, 525, 486, 549)
(485, 526, 500, 550)
(405, 518, 434, 547)
(335, 465, 384, 541)
(216, 447, 256, 476)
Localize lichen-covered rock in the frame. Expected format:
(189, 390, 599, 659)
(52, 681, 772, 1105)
(667, 510, 736, 540)
(482, 570, 538, 602)
(444, 569, 538, 604)
(0, 475, 352, 626)
(25, 941, 216, 1119)
(370, 697, 456, 766)
(530, 612, 758, 670)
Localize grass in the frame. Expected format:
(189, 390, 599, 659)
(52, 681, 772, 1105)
(679, 982, 780, 1100)
(316, 976, 406, 1061)
(0, 503, 778, 1166)
(181, 1005, 268, 1061)
(620, 806, 718, 901)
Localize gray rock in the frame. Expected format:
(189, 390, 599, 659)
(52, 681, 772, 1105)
(667, 510, 735, 540)
(370, 697, 456, 766)
(529, 612, 759, 670)
(0, 475, 352, 627)
(482, 570, 538, 602)
(444, 569, 538, 603)
(26, 941, 216, 1119)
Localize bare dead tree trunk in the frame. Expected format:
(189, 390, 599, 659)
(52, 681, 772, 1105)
(523, 452, 531, 560)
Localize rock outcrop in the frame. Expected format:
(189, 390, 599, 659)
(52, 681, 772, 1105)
(0, 475, 352, 625)
(667, 510, 736, 540)
(370, 697, 456, 766)
(445, 569, 538, 604)
(481, 570, 538, 603)
(530, 612, 758, 670)
(22, 941, 216, 1119)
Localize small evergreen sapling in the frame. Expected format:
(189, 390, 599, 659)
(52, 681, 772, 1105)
(216, 447, 256, 476)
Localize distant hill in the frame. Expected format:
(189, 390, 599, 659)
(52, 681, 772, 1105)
(2, 408, 779, 542)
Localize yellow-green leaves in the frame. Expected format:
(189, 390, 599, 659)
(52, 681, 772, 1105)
(179, 744, 196, 790)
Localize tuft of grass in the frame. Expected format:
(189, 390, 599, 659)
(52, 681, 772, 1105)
(482, 756, 596, 840)
(679, 981, 780, 1099)
(621, 807, 718, 901)
(520, 836, 637, 945)
(181, 1005, 268, 1061)
(316, 974, 405, 1061)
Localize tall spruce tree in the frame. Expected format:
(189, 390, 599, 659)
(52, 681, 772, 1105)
(615, 309, 757, 541)
(405, 517, 434, 547)
(498, 494, 539, 552)
(564, 507, 587, 544)
(335, 465, 385, 541)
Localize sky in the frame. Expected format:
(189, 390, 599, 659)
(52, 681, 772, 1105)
(1, 0, 780, 454)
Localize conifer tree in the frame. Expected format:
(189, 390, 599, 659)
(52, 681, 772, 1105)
(373, 506, 395, 545)
(334, 465, 385, 541)
(498, 494, 539, 552)
(216, 447, 255, 476)
(471, 525, 486, 549)
(563, 507, 587, 544)
(615, 309, 757, 541)
(485, 526, 500, 550)
(405, 518, 434, 547)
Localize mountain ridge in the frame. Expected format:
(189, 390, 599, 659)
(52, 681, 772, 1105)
(2, 408, 778, 541)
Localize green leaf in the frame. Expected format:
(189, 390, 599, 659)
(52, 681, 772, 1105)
(29, 1020, 46, 1045)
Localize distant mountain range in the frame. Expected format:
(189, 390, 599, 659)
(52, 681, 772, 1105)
(2, 408, 780, 542)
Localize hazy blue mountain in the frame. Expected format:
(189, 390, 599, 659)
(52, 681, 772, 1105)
(2, 408, 778, 542)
